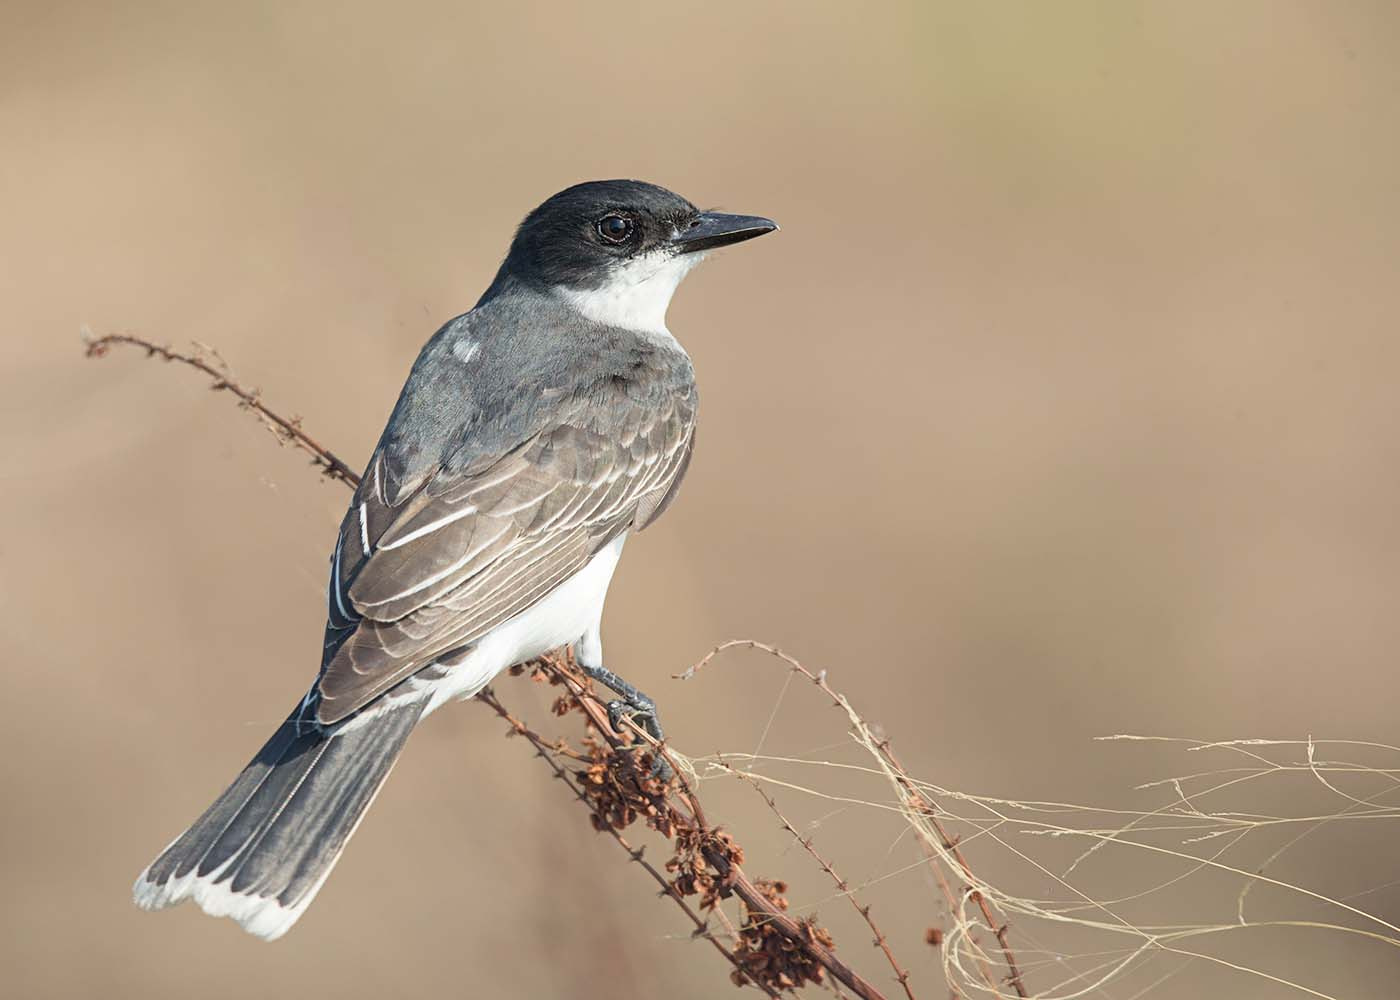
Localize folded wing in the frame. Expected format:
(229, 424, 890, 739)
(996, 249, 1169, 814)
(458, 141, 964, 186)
(315, 389, 695, 724)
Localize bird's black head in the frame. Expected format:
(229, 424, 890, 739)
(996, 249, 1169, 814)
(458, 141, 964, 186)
(497, 179, 777, 293)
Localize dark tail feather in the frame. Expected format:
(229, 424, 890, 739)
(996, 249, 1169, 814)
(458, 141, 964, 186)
(134, 698, 423, 940)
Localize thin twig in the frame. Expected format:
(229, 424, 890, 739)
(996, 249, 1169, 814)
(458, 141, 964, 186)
(679, 640, 1029, 998)
(535, 653, 893, 1000)
(877, 739, 1027, 998)
(83, 332, 360, 487)
(717, 757, 919, 1000)
(475, 687, 773, 996)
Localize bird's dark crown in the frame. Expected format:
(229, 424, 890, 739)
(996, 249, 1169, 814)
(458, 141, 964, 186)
(497, 179, 700, 291)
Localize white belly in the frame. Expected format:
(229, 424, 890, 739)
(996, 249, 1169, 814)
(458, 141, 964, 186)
(417, 533, 626, 716)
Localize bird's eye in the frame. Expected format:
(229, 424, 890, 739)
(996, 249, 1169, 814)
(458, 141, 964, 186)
(597, 215, 633, 244)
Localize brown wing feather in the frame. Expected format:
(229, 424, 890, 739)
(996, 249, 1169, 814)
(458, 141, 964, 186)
(315, 393, 694, 724)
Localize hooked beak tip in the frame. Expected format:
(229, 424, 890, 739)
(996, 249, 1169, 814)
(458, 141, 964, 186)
(672, 212, 779, 254)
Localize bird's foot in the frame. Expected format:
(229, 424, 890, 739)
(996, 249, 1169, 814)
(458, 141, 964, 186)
(582, 663, 672, 781)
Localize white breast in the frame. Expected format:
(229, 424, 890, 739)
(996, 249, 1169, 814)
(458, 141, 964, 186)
(416, 533, 627, 715)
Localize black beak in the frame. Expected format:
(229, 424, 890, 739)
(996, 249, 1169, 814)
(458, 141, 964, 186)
(671, 212, 778, 254)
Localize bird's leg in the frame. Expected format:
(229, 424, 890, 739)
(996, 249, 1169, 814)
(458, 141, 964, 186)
(583, 663, 664, 742)
(579, 662, 671, 780)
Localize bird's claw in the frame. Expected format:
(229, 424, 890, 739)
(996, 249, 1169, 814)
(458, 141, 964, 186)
(580, 661, 672, 781)
(604, 697, 672, 781)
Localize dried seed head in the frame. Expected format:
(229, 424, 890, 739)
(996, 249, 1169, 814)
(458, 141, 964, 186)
(575, 736, 677, 840)
(729, 877, 837, 992)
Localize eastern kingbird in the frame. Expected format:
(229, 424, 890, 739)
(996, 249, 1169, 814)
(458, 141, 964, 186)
(133, 180, 777, 939)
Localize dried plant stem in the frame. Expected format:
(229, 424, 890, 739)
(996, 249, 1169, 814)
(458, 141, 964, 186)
(876, 739, 1027, 998)
(87, 332, 897, 1000)
(83, 333, 359, 487)
(537, 653, 893, 1000)
(679, 640, 1029, 998)
(717, 759, 918, 1000)
(475, 688, 773, 996)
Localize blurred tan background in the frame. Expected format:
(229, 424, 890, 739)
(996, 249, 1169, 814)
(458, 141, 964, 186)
(4, 2, 1400, 997)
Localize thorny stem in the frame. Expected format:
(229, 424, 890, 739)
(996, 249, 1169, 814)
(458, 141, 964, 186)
(878, 740, 1028, 999)
(716, 759, 918, 1000)
(475, 688, 774, 996)
(87, 333, 900, 1000)
(679, 640, 1030, 999)
(83, 333, 360, 488)
(535, 653, 893, 1000)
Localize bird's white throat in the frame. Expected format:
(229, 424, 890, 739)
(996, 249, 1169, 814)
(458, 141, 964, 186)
(555, 249, 703, 334)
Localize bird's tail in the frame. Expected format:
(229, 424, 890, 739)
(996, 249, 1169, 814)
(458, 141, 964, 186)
(133, 697, 424, 940)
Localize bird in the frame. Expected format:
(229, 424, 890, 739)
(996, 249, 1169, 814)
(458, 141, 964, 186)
(132, 179, 777, 940)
